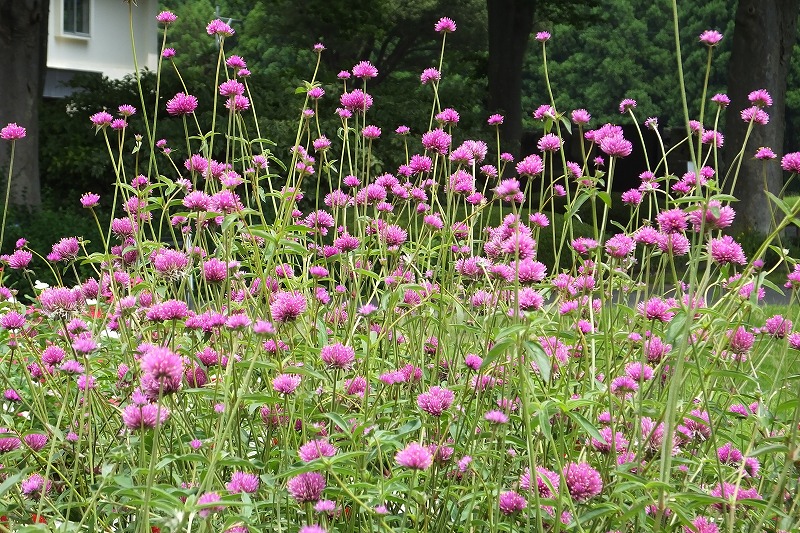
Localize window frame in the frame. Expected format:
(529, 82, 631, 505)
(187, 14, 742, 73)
(61, 0, 91, 38)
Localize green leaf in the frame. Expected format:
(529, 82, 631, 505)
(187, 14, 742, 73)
(565, 410, 606, 444)
(524, 340, 551, 382)
(665, 311, 688, 344)
(596, 191, 612, 208)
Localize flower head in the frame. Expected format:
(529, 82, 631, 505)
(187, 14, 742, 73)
(1, 123, 26, 140)
(434, 17, 456, 33)
(748, 89, 773, 107)
(498, 491, 527, 514)
(563, 462, 603, 502)
(80, 192, 100, 208)
(166, 93, 198, 116)
(352, 60, 378, 79)
(287, 472, 326, 503)
(417, 386, 454, 416)
(156, 11, 177, 24)
(320, 342, 356, 369)
(699, 30, 723, 46)
(781, 152, 800, 173)
(395, 442, 433, 469)
(207, 19, 235, 36)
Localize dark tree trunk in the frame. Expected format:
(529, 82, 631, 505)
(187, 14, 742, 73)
(725, 0, 799, 235)
(487, 0, 536, 162)
(0, 0, 48, 209)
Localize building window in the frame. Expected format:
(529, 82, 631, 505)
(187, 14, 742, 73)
(63, 0, 90, 36)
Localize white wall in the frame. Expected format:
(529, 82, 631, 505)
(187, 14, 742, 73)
(47, 0, 159, 79)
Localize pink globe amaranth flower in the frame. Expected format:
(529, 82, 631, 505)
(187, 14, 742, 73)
(420, 67, 441, 84)
(487, 113, 504, 125)
(619, 98, 637, 113)
(89, 111, 113, 127)
(162, 48, 176, 59)
(225, 94, 250, 111)
(23, 433, 48, 451)
(621, 188, 643, 205)
(755, 146, 776, 159)
(571, 108, 591, 124)
(537, 133, 562, 152)
(789, 332, 800, 349)
(20, 473, 50, 498)
(711, 93, 730, 107)
(563, 462, 603, 502)
(726, 326, 756, 355)
(417, 386, 454, 416)
(166, 92, 198, 116)
(434, 16, 456, 33)
(639, 297, 675, 323)
(380, 224, 407, 248)
(0, 433, 21, 451)
(701, 129, 724, 148)
(287, 472, 326, 503)
(140, 347, 184, 384)
(352, 60, 378, 79)
(299, 526, 327, 533)
(741, 106, 769, 125)
(699, 29, 723, 46)
(122, 403, 170, 431)
(219, 79, 245, 97)
(307, 86, 324, 100)
(535, 31, 551, 42)
(709, 482, 761, 511)
(50, 235, 80, 260)
(298, 439, 337, 462)
(781, 152, 800, 172)
(498, 490, 527, 514)
(80, 192, 100, 208)
(604, 233, 635, 258)
(4, 389, 21, 401)
(340, 89, 373, 113)
(198, 491, 225, 517)
(484, 410, 509, 424)
(610, 375, 638, 396)
(270, 290, 307, 323)
(0, 311, 25, 330)
(39, 286, 83, 317)
(709, 235, 747, 265)
(599, 134, 633, 157)
(657, 207, 687, 233)
(226, 54, 247, 68)
(207, 19, 234, 36)
(272, 373, 301, 394)
(748, 89, 773, 107)
(156, 11, 177, 24)
(226, 471, 259, 494)
(202, 257, 228, 282)
(395, 442, 433, 470)
(717, 442, 743, 465)
(320, 342, 356, 369)
(435, 107, 460, 125)
(421, 128, 451, 154)
(688, 200, 735, 231)
(1, 122, 26, 140)
(516, 153, 544, 176)
(763, 314, 792, 338)
(684, 516, 719, 533)
(361, 125, 381, 139)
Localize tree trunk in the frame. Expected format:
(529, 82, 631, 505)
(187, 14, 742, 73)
(725, 0, 799, 235)
(487, 0, 536, 162)
(0, 0, 48, 208)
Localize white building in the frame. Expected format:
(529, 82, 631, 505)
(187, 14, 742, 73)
(45, 0, 159, 97)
